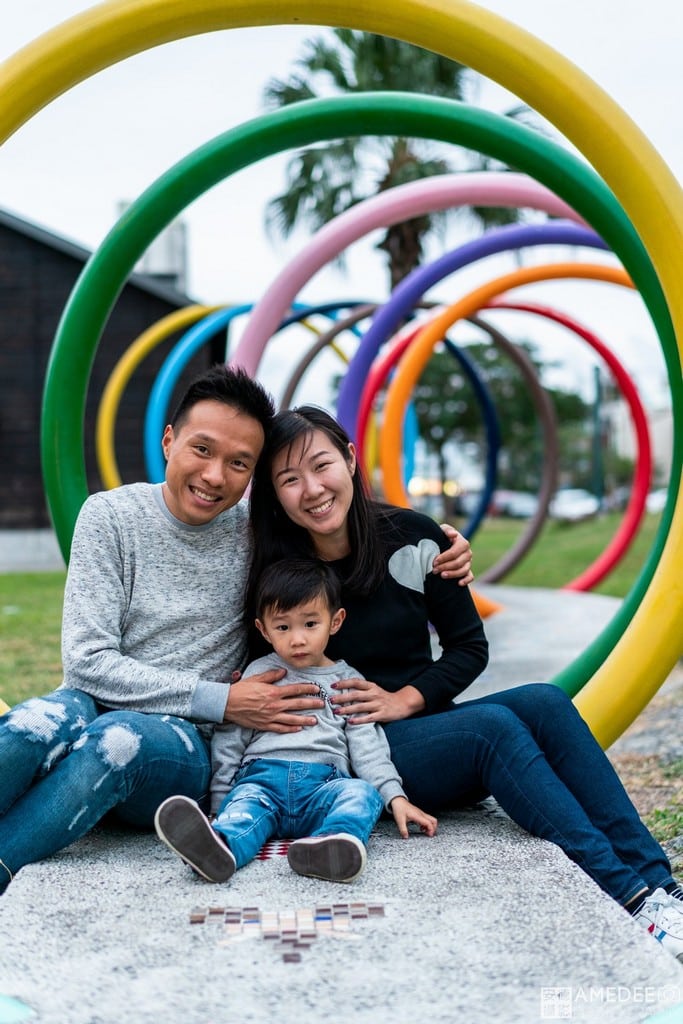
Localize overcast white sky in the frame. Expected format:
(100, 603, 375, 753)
(1, 0, 681, 412)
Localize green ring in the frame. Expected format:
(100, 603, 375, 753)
(41, 93, 682, 701)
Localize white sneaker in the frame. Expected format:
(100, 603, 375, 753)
(287, 833, 367, 882)
(634, 888, 683, 962)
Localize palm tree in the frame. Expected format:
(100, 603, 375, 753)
(263, 30, 525, 289)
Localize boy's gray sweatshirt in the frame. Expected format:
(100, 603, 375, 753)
(210, 652, 406, 812)
(60, 483, 251, 724)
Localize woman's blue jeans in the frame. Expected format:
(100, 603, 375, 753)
(212, 758, 384, 869)
(0, 688, 211, 892)
(384, 683, 673, 906)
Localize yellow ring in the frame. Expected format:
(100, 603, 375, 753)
(2, 0, 682, 748)
(96, 305, 219, 489)
(96, 303, 349, 489)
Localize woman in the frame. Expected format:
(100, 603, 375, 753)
(248, 404, 683, 960)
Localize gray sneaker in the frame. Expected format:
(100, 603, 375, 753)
(634, 888, 683, 962)
(287, 833, 366, 882)
(154, 795, 236, 883)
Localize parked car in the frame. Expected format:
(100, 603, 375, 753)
(489, 490, 538, 518)
(549, 488, 600, 522)
(503, 492, 539, 518)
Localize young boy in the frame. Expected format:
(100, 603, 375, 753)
(154, 558, 437, 883)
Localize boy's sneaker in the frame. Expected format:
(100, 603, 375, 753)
(287, 833, 366, 882)
(634, 888, 683, 962)
(154, 795, 236, 883)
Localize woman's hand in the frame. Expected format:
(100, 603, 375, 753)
(433, 524, 473, 585)
(330, 678, 425, 724)
(389, 796, 438, 839)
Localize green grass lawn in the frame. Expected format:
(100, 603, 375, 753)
(0, 511, 664, 708)
(1, 571, 66, 706)
(469, 509, 663, 597)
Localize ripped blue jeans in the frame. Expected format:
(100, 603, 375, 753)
(212, 758, 384, 869)
(0, 688, 210, 892)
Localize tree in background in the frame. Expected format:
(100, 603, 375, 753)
(412, 340, 619, 514)
(329, 337, 616, 519)
(263, 30, 535, 290)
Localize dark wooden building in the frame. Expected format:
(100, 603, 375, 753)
(0, 209, 216, 529)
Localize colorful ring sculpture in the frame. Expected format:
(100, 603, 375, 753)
(280, 305, 377, 410)
(36, 97, 679, 745)
(486, 301, 652, 592)
(2, 2, 681, 746)
(143, 299, 369, 482)
(344, 220, 606, 430)
(96, 304, 221, 490)
(466, 314, 560, 582)
(357, 312, 560, 575)
(35, 97, 675, 558)
(379, 265, 634, 505)
(380, 263, 653, 703)
(350, 220, 649, 588)
(236, 173, 584, 372)
(375, 292, 651, 588)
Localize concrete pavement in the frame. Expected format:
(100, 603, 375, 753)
(1, 585, 683, 1023)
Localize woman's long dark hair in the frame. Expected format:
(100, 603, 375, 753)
(248, 406, 393, 616)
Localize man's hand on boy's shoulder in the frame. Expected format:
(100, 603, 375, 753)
(224, 668, 325, 733)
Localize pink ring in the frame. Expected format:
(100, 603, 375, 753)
(233, 173, 586, 374)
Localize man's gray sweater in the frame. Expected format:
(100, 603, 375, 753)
(61, 483, 250, 724)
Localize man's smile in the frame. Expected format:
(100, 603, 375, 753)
(190, 486, 221, 503)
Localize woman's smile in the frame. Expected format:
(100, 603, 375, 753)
(307, 497, 334, 517)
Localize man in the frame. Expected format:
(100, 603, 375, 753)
(0, 366, 471, 892)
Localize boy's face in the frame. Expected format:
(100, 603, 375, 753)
(161, 400, 264, 526)
(256, 596, 345, 669)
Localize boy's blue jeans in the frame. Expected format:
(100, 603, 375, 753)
(212, 758, 384, 869)
(0, 688, 211, 892)
(384, 683, 674, 906)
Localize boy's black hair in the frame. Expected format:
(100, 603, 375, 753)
(170, 364, 274, 434)
(254, 558, 342, 620)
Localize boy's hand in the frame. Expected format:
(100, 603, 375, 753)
(389, 796, 438, 839)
